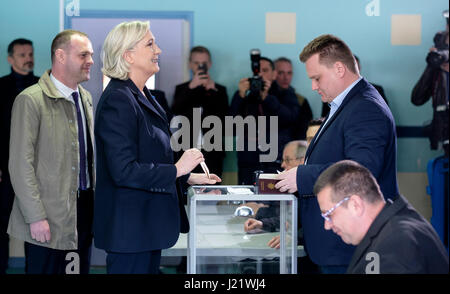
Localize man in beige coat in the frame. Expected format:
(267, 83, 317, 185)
(8, 30, 94, 274)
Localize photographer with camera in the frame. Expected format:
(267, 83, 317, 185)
(230, 51, 300, 185)
(411, 10, 449, 157)
(172, 46, 229, 177)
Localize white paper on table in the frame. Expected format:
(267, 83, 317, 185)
(227, 187, 254, 195)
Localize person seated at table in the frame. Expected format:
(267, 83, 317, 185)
(242, 140, 307, 223)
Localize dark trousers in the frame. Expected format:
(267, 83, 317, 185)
(106, 250, 162, 274)
(24, 189, 94, 274)
(0, 173, 15, 274)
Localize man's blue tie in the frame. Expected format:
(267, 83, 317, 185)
(72, 92, 87, 190)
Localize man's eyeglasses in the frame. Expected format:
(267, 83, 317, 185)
(281, 157, 304, 164)
(321, 196, 350, 222)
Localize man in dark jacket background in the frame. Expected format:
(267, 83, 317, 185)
(0, 38, 39, 274)
(274, 57, 313, 141)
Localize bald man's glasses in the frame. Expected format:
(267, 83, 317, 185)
(321, 196, 350, 222)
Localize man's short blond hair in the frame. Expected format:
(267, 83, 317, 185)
(101, 20, 150, 80)
(299, 34, 357, 74)
(51, 30, 88, 63)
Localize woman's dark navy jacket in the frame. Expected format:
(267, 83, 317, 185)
(94, 78, 189, 253)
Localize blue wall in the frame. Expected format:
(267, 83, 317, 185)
(0, 0, 447, 172)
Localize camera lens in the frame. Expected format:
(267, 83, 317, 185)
(427, 51, 448, 68)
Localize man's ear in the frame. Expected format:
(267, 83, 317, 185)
(334, 61, 346, 78)
(54, 48, 66, 64)
(7, 56, 13, 66)
(349, 194, 365, 217)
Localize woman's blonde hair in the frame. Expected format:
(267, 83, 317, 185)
(101, 20, 150, 80)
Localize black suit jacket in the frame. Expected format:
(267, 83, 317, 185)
(150, 89, 172, 121)
(94, 78, 189, 253)
(0, 71, 39, 173)
(347, 195, 449, 274)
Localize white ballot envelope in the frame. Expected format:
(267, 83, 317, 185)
(200, 161, 210, 179)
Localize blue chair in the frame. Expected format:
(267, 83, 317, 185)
(426, 155, 449, 252)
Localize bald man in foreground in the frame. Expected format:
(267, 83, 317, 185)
(315, 160, 448, 274)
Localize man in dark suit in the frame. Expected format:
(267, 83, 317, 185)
(172, 46, 229, 177)
(276, 34, 399, 274)
(0, 38, 38, 274)
(315, 160, 448, 274)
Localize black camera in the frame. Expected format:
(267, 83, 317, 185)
(248, 49, 263, 95)
(426, 31, 449, 68)
(198, 63, 208, 76)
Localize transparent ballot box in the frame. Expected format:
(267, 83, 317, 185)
(186, 185, 298, 274)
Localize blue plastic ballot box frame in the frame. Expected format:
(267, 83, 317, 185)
(186, 185, 299, 274)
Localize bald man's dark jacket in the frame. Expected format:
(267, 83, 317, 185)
(347, 195, 449, 274)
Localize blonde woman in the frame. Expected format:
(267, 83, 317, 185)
(94, 20, 220, 274)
